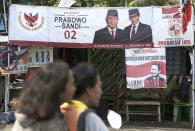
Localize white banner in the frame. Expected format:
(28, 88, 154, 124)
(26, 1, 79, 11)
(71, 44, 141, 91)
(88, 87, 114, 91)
(153, 6, 193, 47)
(9, 5, 194, 48)
(125, 48, 166, 89)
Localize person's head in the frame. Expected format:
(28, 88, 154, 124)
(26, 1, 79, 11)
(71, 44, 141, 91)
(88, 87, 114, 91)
(18, 62, 75, 120)
(151, 63, 161, 77)
(129, 8, 140, 25)
(72, 62, 102, 107)
(106, 9, 119, 30)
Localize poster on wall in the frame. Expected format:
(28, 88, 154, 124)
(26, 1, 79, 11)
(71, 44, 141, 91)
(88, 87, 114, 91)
(27, 47, 53, 67)
(125, 48, 166, 89)
(1, 47, 28, 74)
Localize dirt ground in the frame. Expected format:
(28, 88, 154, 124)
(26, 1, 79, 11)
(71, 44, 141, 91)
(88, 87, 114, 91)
(0, 121, 194, 131)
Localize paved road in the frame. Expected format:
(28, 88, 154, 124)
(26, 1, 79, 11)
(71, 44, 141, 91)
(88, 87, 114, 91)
(112, 121, 194, 131)
(0, 121, 194, 131)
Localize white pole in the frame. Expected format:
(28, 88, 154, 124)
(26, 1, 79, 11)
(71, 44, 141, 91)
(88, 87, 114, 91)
(192, 0, 195, 129)
(3, 0, 7, 32)
(5, 0, 13, 113)
(3, 0, 9, 112)
(125, 0, 127, 7)
(4, 75, 8, 112)
(4, 46, 10, 112)
(192, 47, 194, 129)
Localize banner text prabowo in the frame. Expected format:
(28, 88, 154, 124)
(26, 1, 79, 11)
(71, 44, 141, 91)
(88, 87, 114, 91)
(9, 5, 194, 48)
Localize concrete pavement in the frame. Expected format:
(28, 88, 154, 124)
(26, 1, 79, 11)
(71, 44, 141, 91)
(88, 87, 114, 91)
(0, 121, 194, 131)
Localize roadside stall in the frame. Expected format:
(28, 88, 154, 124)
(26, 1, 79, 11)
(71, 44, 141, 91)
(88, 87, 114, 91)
(4, 0, 195, 128)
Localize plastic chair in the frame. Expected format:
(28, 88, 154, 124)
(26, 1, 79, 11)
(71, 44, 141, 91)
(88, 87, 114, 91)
(173, 83, 192, 122)
(173, 102, 192, 122)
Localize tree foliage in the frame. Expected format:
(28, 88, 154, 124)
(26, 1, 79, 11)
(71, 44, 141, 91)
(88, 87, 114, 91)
(128, 0, 181, 7)
(1, 0, 193, 8)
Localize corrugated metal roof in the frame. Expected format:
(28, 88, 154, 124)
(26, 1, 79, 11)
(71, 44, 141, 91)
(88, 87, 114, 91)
(0, 35, 8, 43)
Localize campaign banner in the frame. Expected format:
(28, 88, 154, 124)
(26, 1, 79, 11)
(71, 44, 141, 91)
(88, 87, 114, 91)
(125, 48, 166, 89)
(153, 6, 193, 47)
(9, 5, 194, 48)
(27, 47, 53, 67)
